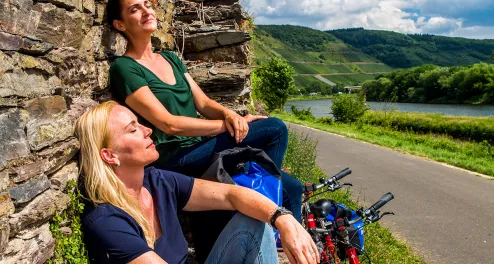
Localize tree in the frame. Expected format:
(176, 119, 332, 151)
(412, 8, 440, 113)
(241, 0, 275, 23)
(331, 93, 368, 123)
(252, 57, 295, 111)
(490, 51, 494, 62)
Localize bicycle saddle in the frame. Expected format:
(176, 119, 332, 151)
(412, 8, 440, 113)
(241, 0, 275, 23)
(310, 199, 333, 218)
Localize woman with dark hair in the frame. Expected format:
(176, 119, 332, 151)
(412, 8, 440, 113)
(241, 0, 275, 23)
(76, 101, 319, 264)
(106, 0, 304, 261)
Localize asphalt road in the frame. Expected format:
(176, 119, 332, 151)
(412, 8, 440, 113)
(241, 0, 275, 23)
(288, 123, 494, 264)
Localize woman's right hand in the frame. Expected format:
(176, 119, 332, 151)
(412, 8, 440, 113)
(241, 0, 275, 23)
(276, 215, 320, 264)
(224, 110, 249, 143)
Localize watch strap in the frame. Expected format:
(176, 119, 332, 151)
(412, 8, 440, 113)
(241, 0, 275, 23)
(269, 207, 293, 229)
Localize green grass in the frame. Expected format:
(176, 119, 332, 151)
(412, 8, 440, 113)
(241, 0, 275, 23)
(362, 111, 494, 143)
(283, 130, 424, 263)
(274, 49, 320, 62)
(293, 75, 317, 87)
(358, 64, 394, 73)
(289, 62, 352, 74)
(288, 94, 335, 101)
(322, 73, 380, 86)
(276, 112, 494, 177)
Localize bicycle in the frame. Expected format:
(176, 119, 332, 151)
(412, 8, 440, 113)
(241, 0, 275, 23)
(302, 168, 395, 264)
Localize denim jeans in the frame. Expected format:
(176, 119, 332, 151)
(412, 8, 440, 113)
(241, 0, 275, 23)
(204, 213, 278, 264)
(160, 118, 303, 262)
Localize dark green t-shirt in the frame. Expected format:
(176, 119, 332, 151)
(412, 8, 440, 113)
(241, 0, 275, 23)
(110, 51, 201, 162)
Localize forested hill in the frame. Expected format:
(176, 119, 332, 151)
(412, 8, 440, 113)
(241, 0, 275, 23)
(328, 28, 494, 68)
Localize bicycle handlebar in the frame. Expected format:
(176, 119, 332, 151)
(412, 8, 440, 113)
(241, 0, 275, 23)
(369, 192, 394, 212)
(304, 168, 353, 193)
(333, 167, 352, 181)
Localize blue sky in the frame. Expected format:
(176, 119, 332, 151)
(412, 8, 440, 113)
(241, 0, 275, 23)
(241, 0, 494, 39)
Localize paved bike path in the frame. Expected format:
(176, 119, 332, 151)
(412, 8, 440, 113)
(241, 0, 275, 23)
(288, 123, 494, 264)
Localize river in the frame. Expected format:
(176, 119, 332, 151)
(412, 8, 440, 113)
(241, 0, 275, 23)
(285, 99, 494, 117)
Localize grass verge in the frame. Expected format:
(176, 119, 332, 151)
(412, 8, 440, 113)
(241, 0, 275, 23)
(288, 95, 335, 101)
(276, 112, 494, 177)
(283, 130, 423, 263)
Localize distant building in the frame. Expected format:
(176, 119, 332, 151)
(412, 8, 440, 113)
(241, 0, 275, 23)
(344, 86, 361, 94)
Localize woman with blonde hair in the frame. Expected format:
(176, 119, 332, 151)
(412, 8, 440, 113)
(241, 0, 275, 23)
(75, 101, 319, 264)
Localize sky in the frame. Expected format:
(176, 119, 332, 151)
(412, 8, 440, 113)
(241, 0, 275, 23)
(241, 0, 494, 39)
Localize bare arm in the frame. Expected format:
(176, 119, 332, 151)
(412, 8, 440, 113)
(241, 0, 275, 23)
(129, 251, 168, 264)
(183, 179, 277, 222)
(125, 86, 227, 137)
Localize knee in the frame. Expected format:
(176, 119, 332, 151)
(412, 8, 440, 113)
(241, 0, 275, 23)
(267, 117, 288, 137)
(232, 213, 274, 242)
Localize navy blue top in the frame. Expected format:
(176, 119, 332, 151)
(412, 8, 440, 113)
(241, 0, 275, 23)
(82, 167, 195, 264)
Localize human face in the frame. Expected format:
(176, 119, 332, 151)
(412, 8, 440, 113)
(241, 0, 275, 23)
(115, 0, 157, 36)
(105, 105, 159, 167)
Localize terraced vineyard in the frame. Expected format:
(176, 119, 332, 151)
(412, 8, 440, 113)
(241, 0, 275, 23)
(253, 25, 394, 90)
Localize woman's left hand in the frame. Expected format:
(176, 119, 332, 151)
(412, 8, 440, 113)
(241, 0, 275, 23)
(243, 114, 268, 123)
(224, 110, 249, 143)
(276, 215, 320, 264)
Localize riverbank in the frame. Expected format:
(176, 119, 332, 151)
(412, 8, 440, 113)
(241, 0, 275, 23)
(274, 112, 494, 177)
(287, 95, 335, 101)
(284, 130, 423, 263)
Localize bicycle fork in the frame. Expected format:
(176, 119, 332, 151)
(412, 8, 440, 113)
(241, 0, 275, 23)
(307, 213, 339, 264)
(336, 221, 360, 264)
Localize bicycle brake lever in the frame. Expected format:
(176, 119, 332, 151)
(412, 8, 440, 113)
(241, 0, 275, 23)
(342, 182, 353, 186)
(381, 211, 395, 217)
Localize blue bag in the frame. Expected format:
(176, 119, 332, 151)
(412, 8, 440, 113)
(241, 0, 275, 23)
(231, 161, 283, 207)
(202, 146, 283, 242)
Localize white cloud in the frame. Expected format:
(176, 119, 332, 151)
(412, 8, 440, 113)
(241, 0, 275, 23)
(242, 0, 494, 39)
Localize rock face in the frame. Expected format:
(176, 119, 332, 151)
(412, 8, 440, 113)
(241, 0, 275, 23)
(0, 0, 252, 262)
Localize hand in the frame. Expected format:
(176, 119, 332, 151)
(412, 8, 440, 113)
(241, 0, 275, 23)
(243, 114, 268, 123)
(276, 215, 320, 264)
(224, 110, 249, 143)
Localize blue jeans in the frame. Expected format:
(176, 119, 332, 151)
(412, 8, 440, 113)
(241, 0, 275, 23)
(205, 213, 278, 264)
(160, 118, 303, 262)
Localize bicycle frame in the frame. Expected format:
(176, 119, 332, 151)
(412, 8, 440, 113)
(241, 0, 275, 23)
(300, 168, 394, 264)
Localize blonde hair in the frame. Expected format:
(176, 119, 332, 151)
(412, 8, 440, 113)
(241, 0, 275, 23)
(75, 101, 155, 246)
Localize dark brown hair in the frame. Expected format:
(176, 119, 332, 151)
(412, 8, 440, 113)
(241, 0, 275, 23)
(106, 0, 123, 31)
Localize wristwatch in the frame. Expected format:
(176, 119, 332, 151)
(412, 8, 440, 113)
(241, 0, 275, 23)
(269, 207, 293, 230)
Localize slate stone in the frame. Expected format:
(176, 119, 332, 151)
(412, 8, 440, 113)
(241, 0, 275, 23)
(0, 32, 23, 51)
(188, 63, 250, 97)
(19, 37, 55, 55)
(37, 0, 83, 11)
(24, 96, 74, 151)
(0, 216, 9, 254)
(0, 68, 61, 98)
(50, 161, 78, 191)
(9, 174, 51, 204)
(179, 30, 251, 52)
(32, 3, 93, 49)
(9, 189, 69, 237)
(0, 109, 30, 171)
(36, 138, 80, 175)
(184, 44, 249, 64)
(0, 193, 15, 217)
(3, 223, 56, 264)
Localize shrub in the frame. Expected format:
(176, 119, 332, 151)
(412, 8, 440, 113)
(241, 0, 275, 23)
(48, 180, 88, 264)
(253, 57, 295, 111)
(291, 105, 315, 121)
(331, 93, 369, 123)
(317, 117, 334, 125)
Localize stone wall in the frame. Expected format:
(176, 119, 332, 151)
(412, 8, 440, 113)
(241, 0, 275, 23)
(0, 0, 252, 262)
